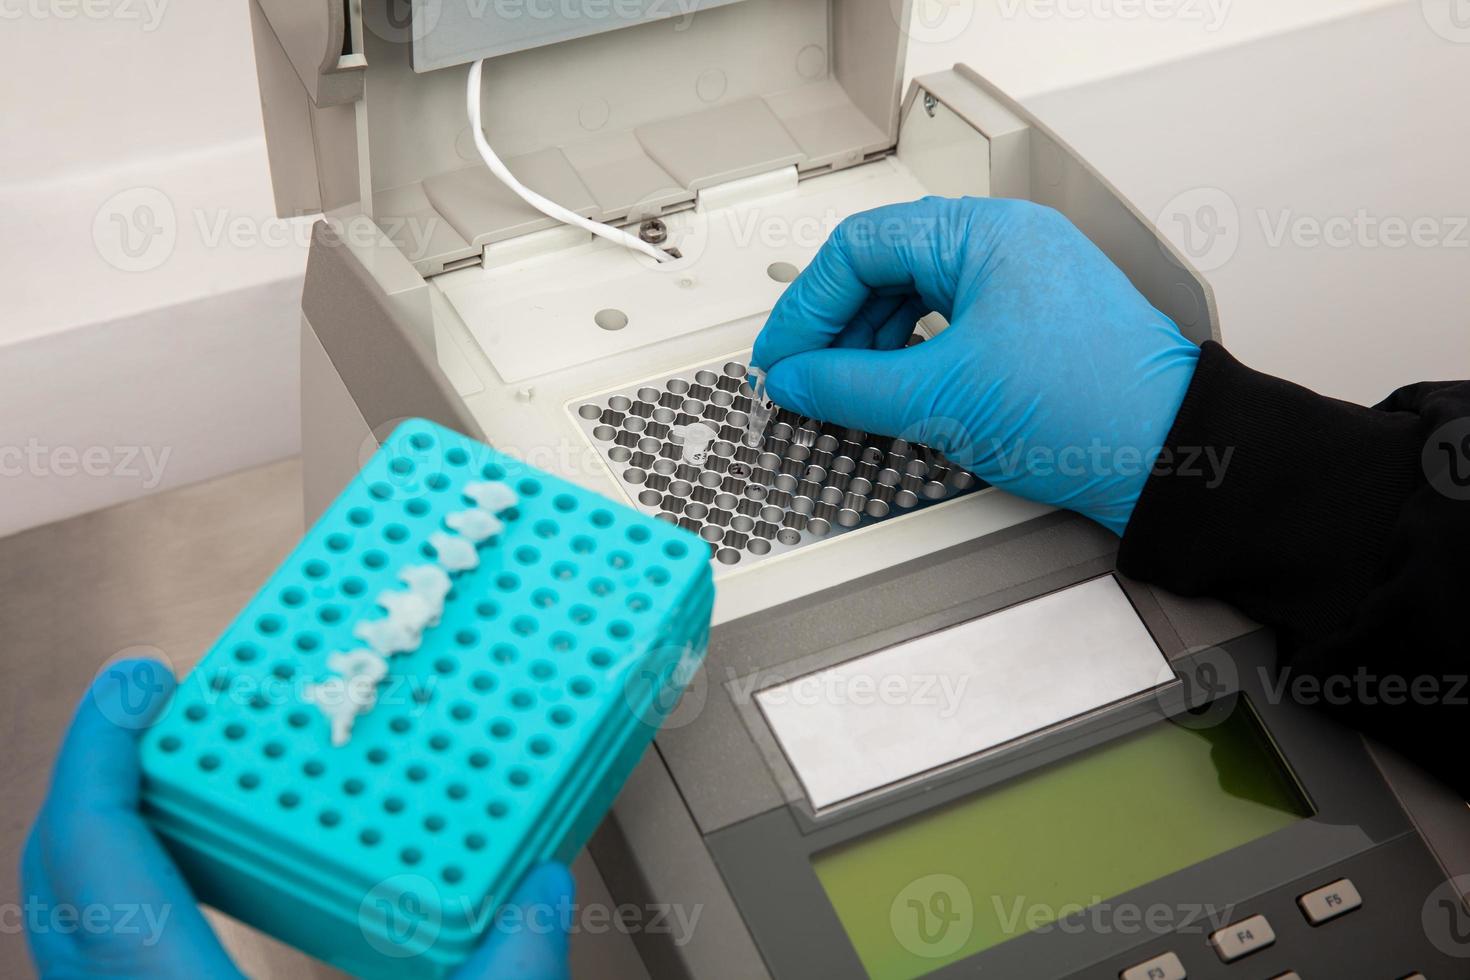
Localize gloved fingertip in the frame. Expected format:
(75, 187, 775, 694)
(84, 657, 178, 735)
(761, 359, 815, 419)
(515, 862, 576, 910)
(45, 658, 177, 810)
(456, 864, 574, 980)
(750, 318, 801, 375)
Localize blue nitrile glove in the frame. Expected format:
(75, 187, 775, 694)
(751, 197, 1200, 535)
(22, 658, 573, 979)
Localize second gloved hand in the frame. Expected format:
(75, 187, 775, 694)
(23, 658, 574, 980)
(751, 197, 1200, 535)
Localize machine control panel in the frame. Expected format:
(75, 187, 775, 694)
(1297, 877, 1362, 925)
(1119, 950, 1186, 980)
(1208, 913, 1276, 962)
(1115, 873, 1423, 978)
(701, 620, 1466, 980)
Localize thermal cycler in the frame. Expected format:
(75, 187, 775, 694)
(243, 1, 1470, 976)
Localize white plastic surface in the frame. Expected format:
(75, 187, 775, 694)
(437, 159, 930, 384)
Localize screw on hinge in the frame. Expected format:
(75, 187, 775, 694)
(638, 219, 668, 245)
(922, 92, 938, 117)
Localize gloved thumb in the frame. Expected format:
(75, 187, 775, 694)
(763, 343, 938, 441)
(454, 862, 574, 979)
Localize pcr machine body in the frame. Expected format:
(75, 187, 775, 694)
(247, 2, 1470, 976)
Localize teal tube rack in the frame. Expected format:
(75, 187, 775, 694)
(139, 419, 714, 977)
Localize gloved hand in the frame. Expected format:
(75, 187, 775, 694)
(751, 197, 1200, 535)
(22, 658, 574, 979)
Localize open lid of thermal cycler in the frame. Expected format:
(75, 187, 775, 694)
(251, 0, 915, 275)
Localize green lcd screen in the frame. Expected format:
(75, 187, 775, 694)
(811, 701, 1312, 980)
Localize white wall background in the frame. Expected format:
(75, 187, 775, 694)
(0, 0, 1402, 537)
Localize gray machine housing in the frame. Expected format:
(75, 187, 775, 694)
(247, 1, 1470, 976)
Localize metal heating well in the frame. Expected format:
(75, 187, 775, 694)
(570, 356, 984, 570)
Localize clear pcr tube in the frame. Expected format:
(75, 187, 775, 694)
(745, 367, 773, 447)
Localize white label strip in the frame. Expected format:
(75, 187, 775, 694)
(754, 576, 1172, 810)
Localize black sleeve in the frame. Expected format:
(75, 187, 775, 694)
(1119, 340, 1470, 796)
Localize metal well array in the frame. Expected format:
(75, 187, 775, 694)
(572, 357, 983, 569)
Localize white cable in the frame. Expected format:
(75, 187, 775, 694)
(466, 59, 671, 263)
